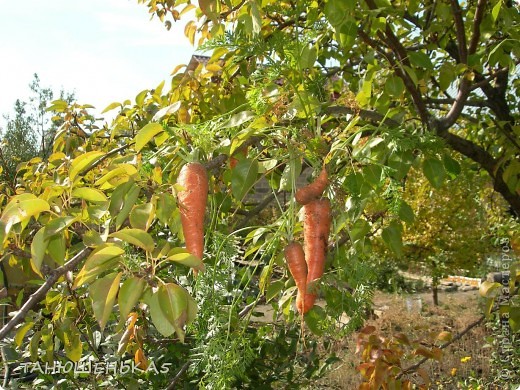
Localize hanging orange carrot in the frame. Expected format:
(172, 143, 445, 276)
(295, 167, 328, 205)
(301, 198, 331, 312)
(284, 241, 308, 315)
(177, 162, 208, 273)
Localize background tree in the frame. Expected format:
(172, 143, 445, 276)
(401, 161, 506, 305)
(0, 100, 38, 184)
(0, 74, 75, 185)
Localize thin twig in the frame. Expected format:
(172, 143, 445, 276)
(0, 247, 91, 341)
(166, 361, 190, 390)
(236, 193, 276, 230)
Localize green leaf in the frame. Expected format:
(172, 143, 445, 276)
(398, 201, 415, 224)
(135, 123, 164, 152)
(363, 164, 383, 187)
(83, 230, 105, 247)
(63, 329, 82, 362)
(15, 322, 34, 347)
(109, 180, 141, 229)
(337, 20, 357, 51)
(72, 187, 108, 203)
(165, 248, 204, 268)
(300, 43, 317, 69)
(135, 89, 148, 106)
(350, 218, 371, 242)
(129, 202, 155, 231)
(44, 216, 77, 239)
(156, 193, 177, 225)
(94, 164, 138, 187)
(118, 277, 146, 320)
(69, 151, 104, 181)
(149, 289, 176, 337)
(73, 245, 124, 288)
(439, 63, 456, 90)
(387, 150, 414, 181)
(30, 331, 42, 361)
(47, 235, 66, 265)
(90, 272, 121, 331)
(382, 221, 403, 256)
(30, 228, 47, 277)
(443, 154, 461, 178)
(385, 76, 405, 97)
(0, 220, 5, 245)
(324, 0, 354, 27)
(231, 158, 259, 201)
(160, 284, 189, 342)
(109, 228, 155, 252)
(304, 305, 327, 336)
(101, 102, 121, 114)
(422, 157, 446, 189)
(491, 0, 501, 21)
(408, 51, 434, 70)
(266, 280, 285, 302)
(46, 99, 69, 112)
(250, 0, 262, 34)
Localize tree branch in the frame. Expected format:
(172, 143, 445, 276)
(468, 0, 487, 55)
(425, 98, 488, 108)
(0, 247, 91, 341)
(450, 0, 468, 64)
(325, 106, 401, 128)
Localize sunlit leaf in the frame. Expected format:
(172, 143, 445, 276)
(165, 248, 204, 268)
(47, 235, 66, 265)
(129, 202, 155, 231)
(30, 228, 47, 277)
(15, 322, 34, 347)
(89, 272, 122, 331)
(101, 102, 121, 114)
(479, 280, 502, 298)
(118, 277, 146, 320)
(72, 187, 108, 203)
(231, 158, 259, 201)
(382, 221, 403, 256)
(69, 151, 104, 181)
(110, 228, 155, 252)
(135, 123, 164, 152)
(44, 216, 77, 239)
(73, 244, 124, 288)
(423, 157, 446, 189)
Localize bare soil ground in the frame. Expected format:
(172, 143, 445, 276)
(319, 289, 492, 389)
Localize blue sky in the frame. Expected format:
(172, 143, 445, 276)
(0, 0, 196, 127)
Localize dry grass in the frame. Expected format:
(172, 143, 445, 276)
(319, 290, 493, 389)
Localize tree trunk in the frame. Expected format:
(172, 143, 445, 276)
(432, 283, 439, 306)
